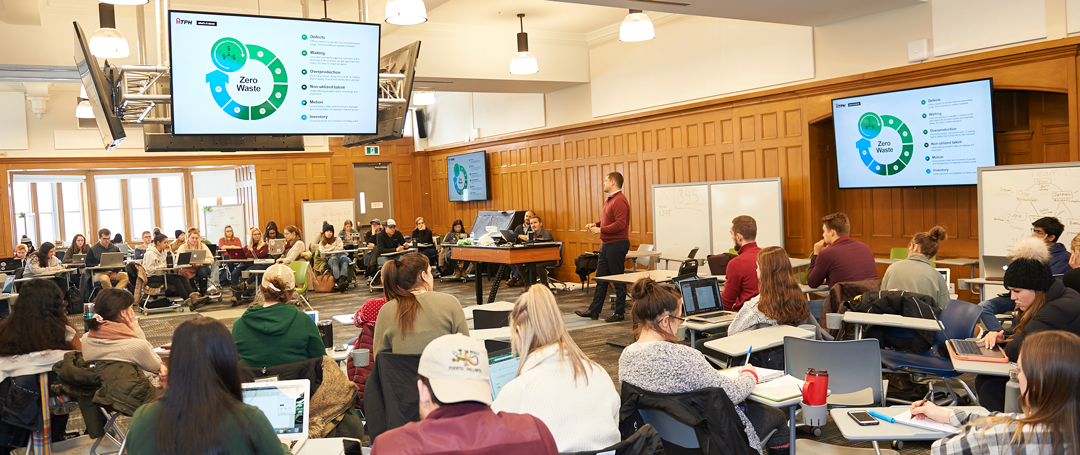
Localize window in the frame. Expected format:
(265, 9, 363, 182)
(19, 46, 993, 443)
(36, 183, 57, 244)
(12, 182, 32, 244)
(129, 178, 153, 239)
(158, 175, 185, 233)
(61, 182, 84, 241)
(96, 178, 124, 237)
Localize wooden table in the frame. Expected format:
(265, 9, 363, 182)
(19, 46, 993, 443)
(448, 243, 561, 304)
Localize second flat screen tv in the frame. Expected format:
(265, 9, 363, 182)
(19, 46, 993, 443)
(168, 11, 380, 135)
(447, 151, 489, 202)
(831, 78, 996, 189)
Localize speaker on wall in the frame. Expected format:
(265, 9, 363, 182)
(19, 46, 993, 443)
(415, 109, 428, 139)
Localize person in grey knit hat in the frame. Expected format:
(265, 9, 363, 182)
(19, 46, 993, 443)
(975, 237, 1080, 411)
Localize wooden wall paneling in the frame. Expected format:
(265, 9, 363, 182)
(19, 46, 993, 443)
(0, 164, 10, 257)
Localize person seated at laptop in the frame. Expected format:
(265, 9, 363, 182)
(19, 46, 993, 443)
(516, 216, 556, 289)
(231, 264, 325, 368)
(412, 217, 438, 268)
(127, 316, 294, 455)
(912, 330, 1080, 454)
(491, 286, 619, 453)
(265, 221, 284, 240)
(721, 215, 762, 312)
(619, 277, 790, 455)
(169, 230, 186, 253)
(371, 333, 559, 455)
(111, 233, 124, 248)
(975, 237, 1080, 412)
(65, 234, 88, 259)
(375, 219, 408, 267)
(339, 219, 360, 241)
(881, 226, 951, 309)
(87, 228, 129, 290)
(82, 289, 166, 389)
(24, 242, 70, 292)
(373, 253, 468, 355)
(144, 233, 206, 311)
(1063, 234, 1080, 295)
(728, 247, 816, 337)
(506, 210, 535, 287)
(177, 228, 214, 298)
(12, 244, 28, 278)
(133, 231, 152, 260)
(444, 219, 473, 279)
(979, 217, 1073, 332)
(805, 212, 876, 318)
(230, 228, 271, 305)
(274, 226, 306, 266)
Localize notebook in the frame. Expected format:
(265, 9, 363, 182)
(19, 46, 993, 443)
(719, 366, 786, 383)
(892, 410, 960, 434)
(488, 348, 520, 400)
(242, 379, 310, 453)
(748, 375, 805, 402)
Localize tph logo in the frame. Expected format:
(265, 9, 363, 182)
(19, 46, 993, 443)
(835, 103, 846, 108)
(175, 18, 192, 25)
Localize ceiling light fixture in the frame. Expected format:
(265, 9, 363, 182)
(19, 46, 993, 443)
(385, 0, 428, 25)
(89, 3, 130, 58)
(510, 14, 538, 75)
(96, 0, 148, 5)
(76, 100, 95, 119)
(412, 90, 435, 106)
(619, 9, 655, 42)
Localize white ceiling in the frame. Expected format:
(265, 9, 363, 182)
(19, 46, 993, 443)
(547, 0, 928, 27)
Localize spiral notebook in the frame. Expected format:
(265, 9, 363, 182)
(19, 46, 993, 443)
(892, 410, 960, 434)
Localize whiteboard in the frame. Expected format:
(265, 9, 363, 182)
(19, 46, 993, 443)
(710, 178, 784, 253)
(652, 184, 711, 261)
(301, 199, 356, 246)
(202, 204, 247, 247)
(978, 163, 1080, 261)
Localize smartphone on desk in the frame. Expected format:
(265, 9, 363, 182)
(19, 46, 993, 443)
(847, 411, 879, 426)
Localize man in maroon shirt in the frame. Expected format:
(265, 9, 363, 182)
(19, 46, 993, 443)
(576, 172, 631, 322)
(721, 215, 761, 312)
(806, 212, 877, 289)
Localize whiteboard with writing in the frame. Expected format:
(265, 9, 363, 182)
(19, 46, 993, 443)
(652, 184, 711, 261)
(301, 199, 356, 246)
(202, 204, 247, 247)
(979, 163, 1080, 259)
(710, 178, 784, 253)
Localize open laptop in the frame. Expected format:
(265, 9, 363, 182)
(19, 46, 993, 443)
(498, 230, 520, 245)
(116, 243, 132, 254)
(946, 339, 1009, 363)
(679, 277, 736, 323)
(98, 252, 125, 268)
(175, 252, 193, 267)
(242, 379, 310, 453)
(269, 239, 286, 256)
(188, 249, 208, 263)
(70, 254, 87, 264)
(982, 255, 1010, 279)
(488, 348, 520, 400)
(0, 258, 20, 273)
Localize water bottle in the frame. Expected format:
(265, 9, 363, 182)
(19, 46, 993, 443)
(83, 303, 95, 332)
(1004, 365, 1021, 413)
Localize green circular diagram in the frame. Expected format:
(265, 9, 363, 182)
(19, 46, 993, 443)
(855, 112, 913, 176)
(205, 37, 288, 120)
(453, 164, 469, 195)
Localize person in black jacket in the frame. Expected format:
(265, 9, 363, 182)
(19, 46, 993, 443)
(375, 219, 407, 267)
(518, 215, 556, 288)
(411, 217, 438, 268)
(977, 237, 1080, 411)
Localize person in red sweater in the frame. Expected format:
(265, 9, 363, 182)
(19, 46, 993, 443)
(721, 215, 762, 312)
(370, 334, 558, 455)
(576, 172, 632, 322)
(805, 213, 878, 317)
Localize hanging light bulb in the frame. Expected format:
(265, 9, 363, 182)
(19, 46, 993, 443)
(619, 9, 655, 42)
(97, 0, 149, 5)
(510, 14, 538, 75)
(89, 3, 130, 58)
(76, 100, 95, 119)
(385, 0, 428, 25)
(412, 90, 435, 106)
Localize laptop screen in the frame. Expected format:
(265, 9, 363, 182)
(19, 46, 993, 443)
(242, 379, 309, 436)
(488, 349, 520, 400)
(679, 278, 722, 316)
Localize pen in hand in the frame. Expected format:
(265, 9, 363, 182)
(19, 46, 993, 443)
(744, 346, 753, 366)
(912, 390, 933, 420)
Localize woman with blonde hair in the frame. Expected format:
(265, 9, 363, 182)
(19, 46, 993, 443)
(1061, 233, 1080, 294)
(176, 228, 214, 297)
(230, 228, 271, 304)
(491, 285, 620, 453)
(881, 226, 951, 308)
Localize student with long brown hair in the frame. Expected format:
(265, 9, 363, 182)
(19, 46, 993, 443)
(230, 228, 270, 302)
(728, 246, 814, 336)
(65, 234, 88, 258)
(82, 289, 166, 388)
(913, 330, 1080, 454)
(881, 226, 950, 308)
(276, 225, 306, 265)
(372, 252, 468, 355)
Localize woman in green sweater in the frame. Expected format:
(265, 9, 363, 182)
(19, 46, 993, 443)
(231, 264, 325, 367)
(127, 316, 290, 455)
(373, 252, 468, 355)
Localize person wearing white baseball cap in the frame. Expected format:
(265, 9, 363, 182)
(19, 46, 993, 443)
(370, 334, 559, 455)
(231, 264, 325, 368)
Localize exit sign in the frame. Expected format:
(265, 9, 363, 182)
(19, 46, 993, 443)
(365, 146, 380, 155)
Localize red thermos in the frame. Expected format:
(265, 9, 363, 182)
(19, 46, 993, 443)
(802, 368, 828, 406)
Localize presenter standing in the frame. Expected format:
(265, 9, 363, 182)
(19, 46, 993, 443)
(577, 172, 631, 323)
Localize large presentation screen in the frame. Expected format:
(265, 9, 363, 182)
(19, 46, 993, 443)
(831, 79, 996, 189)
(447, 151, 489, 202)
(169, 11, 379, 135)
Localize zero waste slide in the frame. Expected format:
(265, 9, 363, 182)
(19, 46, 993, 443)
(831, 79, 996, 188)
(447, 151, 489, 202)
(169, 11, 379, 135)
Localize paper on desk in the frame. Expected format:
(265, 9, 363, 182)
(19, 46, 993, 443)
(892, 410, 960, 434)
(332, 314, 355, 325)
(719, 367, 785, 383)
(749, 375, 804, 402)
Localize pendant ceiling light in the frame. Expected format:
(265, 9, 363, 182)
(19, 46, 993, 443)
(97, 0, 148, 5)
(412, 90, 435, 106)
(385, 0, 428, 25)
(510, 14, 538, 75)
(76, 100, 95, 119)
(89, 3, 130, 58)
(619, 9, 655, 42)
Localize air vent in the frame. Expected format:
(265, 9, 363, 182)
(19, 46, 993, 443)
(628, 0, 691, 6)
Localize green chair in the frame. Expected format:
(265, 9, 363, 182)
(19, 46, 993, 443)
(289, 261, 315, 311)
(889, 248, 908, 260)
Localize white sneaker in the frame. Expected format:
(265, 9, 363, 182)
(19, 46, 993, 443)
(207, 285, 221, 296)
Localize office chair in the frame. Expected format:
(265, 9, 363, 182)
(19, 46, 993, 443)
(544, 242, 571, 292)
(288, 261, 315, 312)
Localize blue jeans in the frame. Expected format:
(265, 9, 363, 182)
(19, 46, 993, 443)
(510, 264, 522, 279)
(978, 295, 1014, 331)
(328, 253, 349, 279)
(808, 300, 826, 321)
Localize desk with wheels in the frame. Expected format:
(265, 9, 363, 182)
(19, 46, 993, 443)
(448, 243, 561, 304)
(829, 406, 987, 455)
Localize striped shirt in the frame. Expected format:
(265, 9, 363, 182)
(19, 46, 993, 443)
(931, 409, 1066, 455)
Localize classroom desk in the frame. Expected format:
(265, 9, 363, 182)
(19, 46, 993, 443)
(380, 248, 417, 257)
(624, 250, 661, 270)
(449, 243, 561, 304)
(702, 324, 814, 359)
(790, 257, 811, 283)
(462, 301, 516, 320)
(468, 326, 512, 342)
(592, 269, 679, 285)
(327, 345, 354, 363)
(957, 277, 1000, 298)
(800, 283, 829, 294)
(830, 406, 986, 455)
(0, 293, 16, 301)
(682, 315, 736, 345)
(875, 258, 900, 266)
(842, 313, 942, 340)
(950, 357, 1014, 376)
(934, 258, 979, 279)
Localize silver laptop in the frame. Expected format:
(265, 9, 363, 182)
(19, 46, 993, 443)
(116, 243, 132, 254)
(242, 379, 310, 453)
(982, 255, 1010, 279)
(71, 254, 87, 263)
(189, 249, 208, 263)
(98, 252, 125, 268)
(269, 239, 286, 256)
